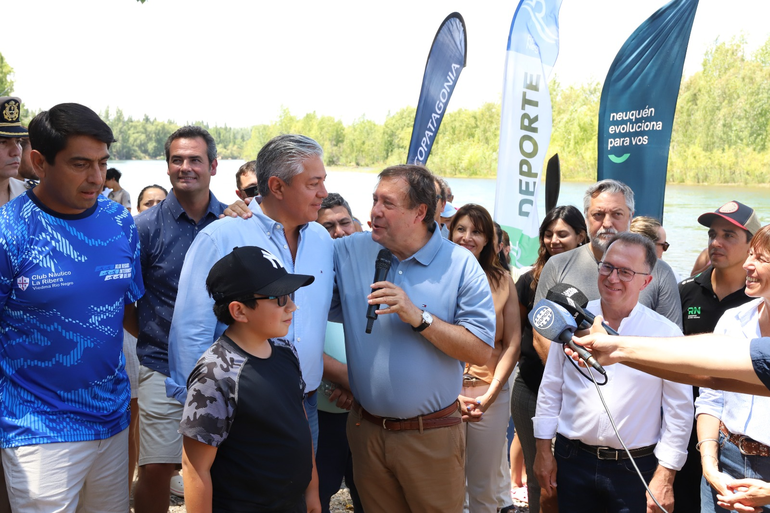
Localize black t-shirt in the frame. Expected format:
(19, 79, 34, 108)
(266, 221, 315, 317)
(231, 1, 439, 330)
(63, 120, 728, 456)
(516, 270, 546, 392)
(180, 335, 311, 513)
(679, 266, 752, 335)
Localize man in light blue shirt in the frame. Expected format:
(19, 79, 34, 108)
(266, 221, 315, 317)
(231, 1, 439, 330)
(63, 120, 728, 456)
(330, 165, 495, 513)
(167, 134, 334, 449)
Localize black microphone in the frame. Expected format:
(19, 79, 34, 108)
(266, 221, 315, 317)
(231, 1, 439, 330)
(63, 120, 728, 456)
(365, 249, 393, 334)
(546, 282, 589, 308)
(547, 284, 619, 336)
(529, 299, 606, 376)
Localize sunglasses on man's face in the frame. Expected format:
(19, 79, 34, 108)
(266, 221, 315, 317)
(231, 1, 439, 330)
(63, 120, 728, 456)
(242, 185, 259, 198)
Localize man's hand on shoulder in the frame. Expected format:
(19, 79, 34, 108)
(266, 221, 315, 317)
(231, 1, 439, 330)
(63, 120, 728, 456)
(220, 198, 253, 219)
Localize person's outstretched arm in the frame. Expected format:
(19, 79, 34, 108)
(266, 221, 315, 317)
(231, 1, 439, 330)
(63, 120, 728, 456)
(571, 317, 769, 395)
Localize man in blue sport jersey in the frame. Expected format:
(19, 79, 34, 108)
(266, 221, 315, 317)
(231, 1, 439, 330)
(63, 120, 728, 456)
(0, 103, 144, 512)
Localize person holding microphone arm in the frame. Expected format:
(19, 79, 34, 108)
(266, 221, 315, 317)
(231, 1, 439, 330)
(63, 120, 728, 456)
(570, 319, 770, 513)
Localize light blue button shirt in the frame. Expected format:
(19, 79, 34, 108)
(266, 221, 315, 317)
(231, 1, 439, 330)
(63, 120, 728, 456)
(330, 225, 495, 419)
(166, 201, 334, 403)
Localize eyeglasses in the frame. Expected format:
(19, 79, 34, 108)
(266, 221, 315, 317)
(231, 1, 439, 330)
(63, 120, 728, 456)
(251, 293, 293, 307)
(656, 241, 670, 252)
(597, 262, 650, 282)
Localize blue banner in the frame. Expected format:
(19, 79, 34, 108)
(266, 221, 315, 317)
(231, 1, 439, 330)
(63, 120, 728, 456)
(494, 0, 563, 267)
(597, 0, 699, 220)
(407, 13, 467, 165)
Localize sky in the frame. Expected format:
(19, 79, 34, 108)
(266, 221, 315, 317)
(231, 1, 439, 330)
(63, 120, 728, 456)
(2, 0, 769, 128)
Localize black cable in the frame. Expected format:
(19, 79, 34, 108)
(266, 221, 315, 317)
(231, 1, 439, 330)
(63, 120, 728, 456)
(562, 345, 608, 386)
(584, 364, 669, 513)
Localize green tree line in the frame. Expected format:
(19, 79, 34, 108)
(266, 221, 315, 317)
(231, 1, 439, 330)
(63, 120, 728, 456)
(102, 108, 251, 160)
(241, 36, 770, 184)
(3, 36, 770, 184)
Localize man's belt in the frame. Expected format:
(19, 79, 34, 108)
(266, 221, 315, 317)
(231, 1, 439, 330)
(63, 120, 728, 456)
(720, 422, 770, 457)
(463, 375, 489, 388)
(356, 402, 461, 432)
(558, 434, 656, 461)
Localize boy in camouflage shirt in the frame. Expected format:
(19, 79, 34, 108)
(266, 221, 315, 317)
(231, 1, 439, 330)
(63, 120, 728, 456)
(179, 246, 320, 513)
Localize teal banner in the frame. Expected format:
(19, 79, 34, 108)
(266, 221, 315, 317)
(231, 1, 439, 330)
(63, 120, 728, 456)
(597, 0, 699, 220)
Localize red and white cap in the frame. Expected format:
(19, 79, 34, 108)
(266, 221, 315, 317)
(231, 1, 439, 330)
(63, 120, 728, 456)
(698, 201, 761, 236)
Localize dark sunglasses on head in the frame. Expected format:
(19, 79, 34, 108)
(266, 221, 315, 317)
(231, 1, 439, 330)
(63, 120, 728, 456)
(656, 241, 670, 252)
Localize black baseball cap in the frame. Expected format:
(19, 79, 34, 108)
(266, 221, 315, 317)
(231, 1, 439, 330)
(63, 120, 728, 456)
(206, 246, 314, 304)
(698, 201, 761, 236)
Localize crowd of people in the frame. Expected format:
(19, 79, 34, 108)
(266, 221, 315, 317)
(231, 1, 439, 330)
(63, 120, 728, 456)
(1, 95, 770, 513)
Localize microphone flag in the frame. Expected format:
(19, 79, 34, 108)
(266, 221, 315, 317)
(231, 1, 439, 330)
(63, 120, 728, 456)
(597, 0, 699, 221)
(494, 0, 563, 268)
(406, 12, 467, 166)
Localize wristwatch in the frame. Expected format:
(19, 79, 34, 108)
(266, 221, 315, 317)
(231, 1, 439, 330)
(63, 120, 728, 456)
(412, 310, 434, 332)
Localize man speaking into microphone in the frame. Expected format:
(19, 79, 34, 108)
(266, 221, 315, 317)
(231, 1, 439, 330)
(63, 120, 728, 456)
(330, 165, 495, 513)
(534, 232, 692, 513)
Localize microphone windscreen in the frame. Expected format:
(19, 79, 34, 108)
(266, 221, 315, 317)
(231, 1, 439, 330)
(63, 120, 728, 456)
(529, 299, 578, 343)
(547, 283, 589, 308)
(375, 249, 392, 270)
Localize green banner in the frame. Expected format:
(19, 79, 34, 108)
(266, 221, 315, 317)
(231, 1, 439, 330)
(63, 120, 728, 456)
(501, 224, 539, 269)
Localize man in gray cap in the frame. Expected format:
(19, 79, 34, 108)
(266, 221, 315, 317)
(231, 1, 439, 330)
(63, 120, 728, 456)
(680, 200, 759, 335)
(674, 200, 761, 512)
(0, 96, 29, 205)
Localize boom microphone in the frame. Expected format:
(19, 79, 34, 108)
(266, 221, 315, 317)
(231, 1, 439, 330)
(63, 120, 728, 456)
(365, 249, 393, 334)
(547, 284, 619, 336)
(529, 299, 606, 376)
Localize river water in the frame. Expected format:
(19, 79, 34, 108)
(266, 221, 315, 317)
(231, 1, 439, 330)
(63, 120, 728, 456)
(111, 159, 770, 279)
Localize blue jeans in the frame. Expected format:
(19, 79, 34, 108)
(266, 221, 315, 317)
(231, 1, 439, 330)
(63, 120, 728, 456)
(305, 393, 319, 454)
(701, 430, 770, 512)
(554, 434, 657, 513)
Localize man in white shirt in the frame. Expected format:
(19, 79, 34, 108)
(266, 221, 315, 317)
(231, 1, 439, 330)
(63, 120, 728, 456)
(534, 232, 693, 513)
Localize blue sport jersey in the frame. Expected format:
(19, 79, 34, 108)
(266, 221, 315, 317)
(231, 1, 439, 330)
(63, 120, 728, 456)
(0, 192, 144, 448)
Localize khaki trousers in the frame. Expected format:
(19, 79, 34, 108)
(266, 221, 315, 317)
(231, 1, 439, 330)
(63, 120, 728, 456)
(347, 405, 465, 513)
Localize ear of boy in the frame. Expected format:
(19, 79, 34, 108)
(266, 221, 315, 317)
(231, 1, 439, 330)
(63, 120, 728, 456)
(228, 300, 252, 323)
(226, 301, 275, 359)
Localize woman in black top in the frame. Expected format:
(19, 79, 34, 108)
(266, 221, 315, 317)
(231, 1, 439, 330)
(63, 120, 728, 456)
(511, 205, 586, 513)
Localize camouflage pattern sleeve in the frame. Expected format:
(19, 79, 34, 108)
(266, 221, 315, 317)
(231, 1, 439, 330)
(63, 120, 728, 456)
(179, 339, 245, 447)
